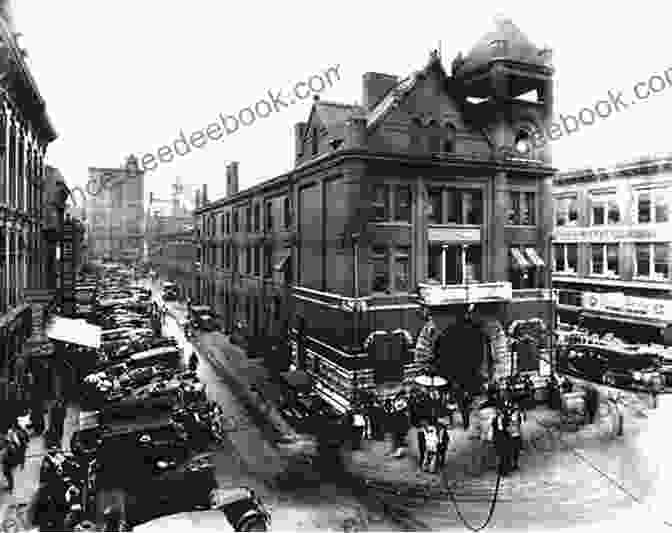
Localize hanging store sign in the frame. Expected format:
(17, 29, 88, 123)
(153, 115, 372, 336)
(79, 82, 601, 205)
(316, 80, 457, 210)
(582, 291, 672, 321)
(418, 282, 512, 306)
(427, 227, 481, 243)
(554, 226, 664, 242)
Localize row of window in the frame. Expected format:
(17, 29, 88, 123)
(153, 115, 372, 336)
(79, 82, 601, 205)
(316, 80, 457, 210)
(202, 197, 292, 237)
(201, 244, 293, 282)
(375, 184, 535, 226)
(553, 242, 672, 280)
(555, 189, 671, 227)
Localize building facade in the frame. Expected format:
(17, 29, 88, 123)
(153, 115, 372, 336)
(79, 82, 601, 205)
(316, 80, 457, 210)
(87, 155, 144, 263)
(553, 154, 672, 344)
(0, 1, 58, 426)
(193, 18, 557, 412)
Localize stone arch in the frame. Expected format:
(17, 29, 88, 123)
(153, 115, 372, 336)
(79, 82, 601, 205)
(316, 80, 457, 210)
(414, 315, 510, 387)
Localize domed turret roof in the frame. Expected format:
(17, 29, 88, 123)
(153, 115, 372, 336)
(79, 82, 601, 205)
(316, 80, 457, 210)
(455, 16, 551, 76)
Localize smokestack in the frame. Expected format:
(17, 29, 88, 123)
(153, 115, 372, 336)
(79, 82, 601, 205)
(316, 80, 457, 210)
(226, 162, 239, 197)
(201, 184, 208, 204)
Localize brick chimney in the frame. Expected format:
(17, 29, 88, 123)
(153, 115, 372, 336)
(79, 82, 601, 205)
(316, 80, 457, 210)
(362, 72, 399, 110)
(294, 122, 307, 163)
(201, 184, 208, 204)
(226, 162, 239, 197)
(195, 189, 201, 209)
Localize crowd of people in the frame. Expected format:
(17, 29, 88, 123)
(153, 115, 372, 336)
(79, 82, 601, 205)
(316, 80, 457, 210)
(2, 398, 68, 494)
(339, 374, 555, 477)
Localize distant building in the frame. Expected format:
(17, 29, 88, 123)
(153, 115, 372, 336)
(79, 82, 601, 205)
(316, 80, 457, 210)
(553, 154, 672, 344)
(87, 155, 144, 263)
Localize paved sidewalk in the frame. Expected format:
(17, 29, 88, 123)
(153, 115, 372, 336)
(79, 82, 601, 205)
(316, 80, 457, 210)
(0, 404, 81, 527)
(343, 384, 652, 489)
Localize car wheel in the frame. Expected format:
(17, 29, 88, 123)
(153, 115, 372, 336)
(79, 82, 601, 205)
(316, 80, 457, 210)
(237, 516, 268, 532)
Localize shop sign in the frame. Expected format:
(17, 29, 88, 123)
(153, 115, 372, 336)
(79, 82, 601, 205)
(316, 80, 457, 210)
(418, 282, 512, 305)
(554, 226, 662, 242)
(582, 291, 672, 321)
(427, 227, 481, 243)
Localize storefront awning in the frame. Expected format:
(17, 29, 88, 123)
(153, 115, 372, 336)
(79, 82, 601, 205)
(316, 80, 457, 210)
(510, 248, 531, 270)
(46, 316, 102, 349)
(525, 248, 545, 268)
(273, 251, 291, 272)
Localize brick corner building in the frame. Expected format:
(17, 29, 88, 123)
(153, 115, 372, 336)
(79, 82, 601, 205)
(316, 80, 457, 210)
(193, 17, 557, 412)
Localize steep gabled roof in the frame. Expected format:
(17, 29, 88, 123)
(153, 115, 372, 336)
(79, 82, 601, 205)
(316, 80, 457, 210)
(366, 51, 449, 131)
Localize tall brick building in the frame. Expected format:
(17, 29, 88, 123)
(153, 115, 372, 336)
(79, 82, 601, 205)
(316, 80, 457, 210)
(194, 18, 557, 412)
(87, 155, 144, 263)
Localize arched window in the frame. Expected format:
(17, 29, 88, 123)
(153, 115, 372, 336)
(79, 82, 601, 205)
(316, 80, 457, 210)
(514, 125, 538, 156)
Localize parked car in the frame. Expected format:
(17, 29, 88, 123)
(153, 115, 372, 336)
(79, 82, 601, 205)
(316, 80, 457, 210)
(603, 367, 664, 392)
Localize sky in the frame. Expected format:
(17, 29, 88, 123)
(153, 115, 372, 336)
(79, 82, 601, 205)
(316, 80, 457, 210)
(11, 0, 672, 207)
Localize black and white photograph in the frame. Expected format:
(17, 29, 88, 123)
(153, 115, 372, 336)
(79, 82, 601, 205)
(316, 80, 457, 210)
(0, 1, 670, 531)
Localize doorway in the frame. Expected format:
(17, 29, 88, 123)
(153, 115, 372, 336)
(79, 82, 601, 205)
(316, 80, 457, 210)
(433, 318, 491, 392)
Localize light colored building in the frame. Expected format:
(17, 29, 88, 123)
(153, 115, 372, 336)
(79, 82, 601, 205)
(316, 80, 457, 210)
(553, 154, 672, 344)
(87, 155, 144, 263)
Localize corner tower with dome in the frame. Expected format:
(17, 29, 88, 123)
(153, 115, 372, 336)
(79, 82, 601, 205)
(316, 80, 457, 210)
(193, 17, 557, 411)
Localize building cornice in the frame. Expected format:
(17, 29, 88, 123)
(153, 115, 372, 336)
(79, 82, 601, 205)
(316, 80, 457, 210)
(195, 149, 555, 216)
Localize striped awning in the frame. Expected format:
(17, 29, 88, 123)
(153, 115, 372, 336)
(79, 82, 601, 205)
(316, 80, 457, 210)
(510, 248, 531, 270)
(525, 248, 545, 268)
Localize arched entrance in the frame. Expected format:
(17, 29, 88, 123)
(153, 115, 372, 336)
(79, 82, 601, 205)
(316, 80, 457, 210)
(433, 318, 491, 393)
(415, 314, 510, 389)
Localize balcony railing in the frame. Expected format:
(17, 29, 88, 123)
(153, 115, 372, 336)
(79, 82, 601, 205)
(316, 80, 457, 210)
(417, 281, 512, 306)
(511, 288, 555, 301)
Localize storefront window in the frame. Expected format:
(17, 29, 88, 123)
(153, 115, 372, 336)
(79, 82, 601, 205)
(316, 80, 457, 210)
(395, 186, 412, 223)
(654, 244, 669, 279)
(427, 188, 442, 224)
(591, 244, 603, 274)
(636, 243, 651, 277)
(465, 245, 482, 282)
(606, 244, 619, 275)
(427, 244, 442, 281)
(371, 246, 389, 292)
(372, 185, 388, 222)
(394, 247, 410, 291)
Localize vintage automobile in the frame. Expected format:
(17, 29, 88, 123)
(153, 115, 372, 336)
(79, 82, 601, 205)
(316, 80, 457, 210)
(73, 423, 191, 488)
(603, 367, 664, 392)
(126, 470, 271, 532)
(101, 379, 183, 418)
(189, 305, 219, 332)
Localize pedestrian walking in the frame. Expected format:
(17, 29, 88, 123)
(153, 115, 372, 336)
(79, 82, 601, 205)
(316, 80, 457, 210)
(189, 352, 199, 372)
(436, 421, 450, 470)
(2, 426, 22, 492)
(508, 404, 523, 471)
(423, 423, 439, 473)
(493, 408, 511, 476)
(416, 421, 427, 470)
(31, 399, 46, 435)
(49, 399, 66, 448)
